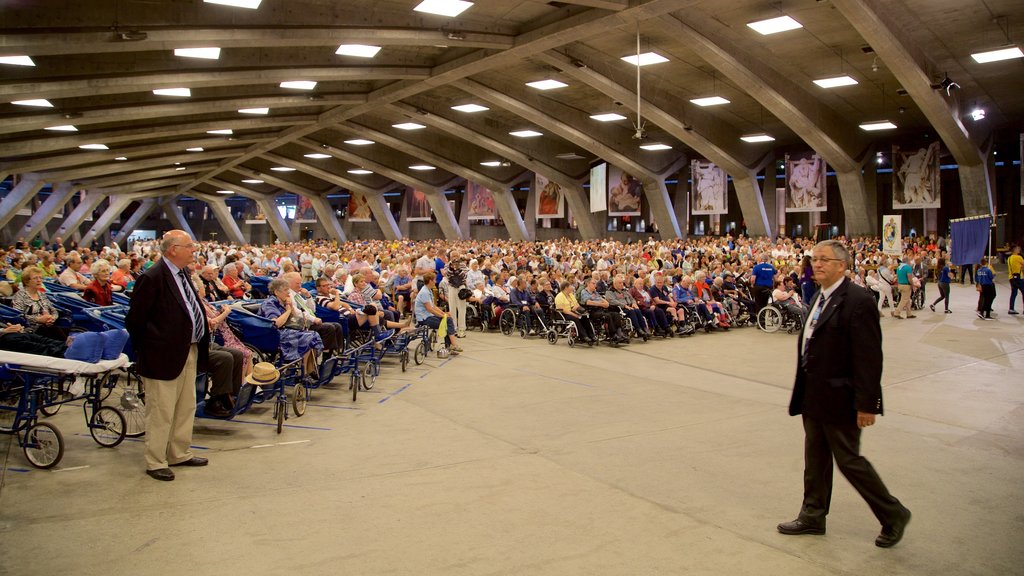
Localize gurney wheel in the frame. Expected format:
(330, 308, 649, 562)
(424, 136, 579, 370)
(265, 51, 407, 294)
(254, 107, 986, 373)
(275, 399, 285, 434)
(38, 384, 62, 417)
(23, 422, 64, 469)
(292, 383, 307, 417)
(88, 406, 126, 448)
(401, 349, 409, 372)
(363, 362, 378, 391)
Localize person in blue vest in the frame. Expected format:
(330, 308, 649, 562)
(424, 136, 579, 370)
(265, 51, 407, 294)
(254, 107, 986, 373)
(975, 257, 996, 320)
(750, 254, 776, 313)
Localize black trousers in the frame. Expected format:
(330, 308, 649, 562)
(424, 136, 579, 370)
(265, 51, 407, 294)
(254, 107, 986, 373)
(751, 285, 771, 312)
(977, 284, 996, 315)
(313, 321, 343, 350)
(799, 415, 903, 527)
(207, 343, 243, 398)
(0, 332, 67, 357)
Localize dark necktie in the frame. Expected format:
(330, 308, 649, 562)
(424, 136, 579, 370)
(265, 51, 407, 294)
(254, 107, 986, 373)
(177, 269, 204, 343)
(803, 294, 827, 357)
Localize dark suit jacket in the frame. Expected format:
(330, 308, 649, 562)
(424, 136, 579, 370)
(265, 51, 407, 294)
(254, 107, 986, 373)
(125, 259, 209, 380)
(789, 277, 883, 426)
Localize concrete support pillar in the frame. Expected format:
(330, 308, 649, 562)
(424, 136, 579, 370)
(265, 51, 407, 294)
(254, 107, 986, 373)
(0, 175, 45, 232)
(307, 195, 346, 242)
(162, 199, 195, 238)
(255, 196, 293, 242)
(863, 165, 878, 235)
(492, 189, 528, 241)
(671, 168, 689, 239)
(398, 190, 412, 239)
(731, 173, 770, 238)
(365, 193, 400, 240)
(112, 199, 158, 245)
(834, 170, 872, 236)
(563, 182, 601, 240)
(81, 196, 133, 247)
(640, 178, 681, 240)
(763, 160, 778, 238)
(423, 190, 461, 240)
(203, 196, 246, 245)
(56, 192, 106, 243)
(524, 179, 538, 240)
(17, 182, 74, 242)
(456, 190, 471, 239)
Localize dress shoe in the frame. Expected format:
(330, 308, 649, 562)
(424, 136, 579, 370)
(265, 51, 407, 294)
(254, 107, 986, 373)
(875, 507, 911, 548)
(170, 457, 208, 467)
(146, 468, 175, 481)
(204, 401, 231, 419)
(1009, 309, 1020, 315)
(777, 519, 825, 536)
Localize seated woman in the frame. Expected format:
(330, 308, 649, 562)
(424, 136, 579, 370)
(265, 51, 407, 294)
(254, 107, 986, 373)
(345, 273, 411, 338)
(13, 267, 67, 341)
(194, 276, 252, 417)
(553, 281, 596, 344)
(110, 258, 133, 292)
(83, 259, 114, 306)
(631, 277, 670, 336)
(258, 278, 323, 363)
(771, 278, 807, 325)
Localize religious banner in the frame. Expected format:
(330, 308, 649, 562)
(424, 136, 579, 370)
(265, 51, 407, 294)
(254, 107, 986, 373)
(893, 142, 940, 209)
(882, 215, 902, 255)
(347, 192, 372, 222)
(406, 187, 432, 221)
(690, 159, 728, 215)
(466, 181, 497, 220)
(590, 163, 607, 213)
(244, 200, 266, 224)
(785, 152, 827, 212)
(295, 196, 316, 223)
(607, 165, 642, 217)
(534, 173, 565, 219)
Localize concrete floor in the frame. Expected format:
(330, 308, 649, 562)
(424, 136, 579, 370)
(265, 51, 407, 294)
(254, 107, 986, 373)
(1, 279, 1022, 576)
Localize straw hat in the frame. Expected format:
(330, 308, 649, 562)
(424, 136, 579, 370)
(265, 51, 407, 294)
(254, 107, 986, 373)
(246, 362, 280, 386)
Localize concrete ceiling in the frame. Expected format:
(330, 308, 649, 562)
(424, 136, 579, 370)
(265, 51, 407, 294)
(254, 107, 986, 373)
(2, 0, 1022, 205)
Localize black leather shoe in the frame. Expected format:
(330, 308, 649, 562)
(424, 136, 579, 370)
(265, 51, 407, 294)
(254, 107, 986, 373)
(875, 508, 911, 548)
(777, 519, 826, 535)
(146, 468, 175, 481)
(204, 402, 231, 419)
(170, 457, 208, 467)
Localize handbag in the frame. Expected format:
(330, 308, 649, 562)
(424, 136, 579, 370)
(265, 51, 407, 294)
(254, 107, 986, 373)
(458, 287, 473, 300)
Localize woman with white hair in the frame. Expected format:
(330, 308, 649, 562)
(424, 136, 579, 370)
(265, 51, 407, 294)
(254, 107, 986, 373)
(83, 259, 114, 306)
(111, 258, 133, 291)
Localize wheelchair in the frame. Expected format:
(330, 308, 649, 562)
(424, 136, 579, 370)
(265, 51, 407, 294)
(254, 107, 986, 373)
(756, 300, 803, 334)
(465, 300, 494, 332)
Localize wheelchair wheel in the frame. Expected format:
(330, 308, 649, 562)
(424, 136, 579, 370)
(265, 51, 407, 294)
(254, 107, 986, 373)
(88, 405, 126, 448)
(363, 362, 378, 390)
(23, 422, 64, 469)
(414, 341, 427, 365)
(757, 306, 783, 333)
(292, 383, 307, 417)
(351, 369, 360, 402)
(276, 399, 285, 434)
(401, 349, 409, 372)
(546, 330, 558, 345)
(118, 378, 146, 438)
(499, 309, 515, 335)
(519, 328, 527, 338)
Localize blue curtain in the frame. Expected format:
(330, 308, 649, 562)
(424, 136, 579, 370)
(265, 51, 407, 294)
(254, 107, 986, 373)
(950, 217, 990, 266)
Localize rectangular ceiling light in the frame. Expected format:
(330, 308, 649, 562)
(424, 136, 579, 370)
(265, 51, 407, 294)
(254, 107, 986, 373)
(393, 122, 426, 130)
(621, 52, 669, 66)
(344, 139, 375, 145)
(153, 87, 192, 97)
(174, 47, 221, 60)
(451, 103, 489, 113)
(186, 147, 204, 152)
(859, 120, 897, 131)
(747, 15, 803, 35)
(216, 190, 235, 194)
(271, 166, 296, 171)
(207, 129, 233, 135)
(175, 167, 187, 170)
(280, 80, 317, 90)
(336, 44, 382, 58)
(590, 113, 628, 122)
(970, 46, 1023, 63)
(510, 130, 542, 138)
(79, 144, 109, 150)
(413, 0, 473, 18)
(12, 99, 53, 107)
(0, 55, 35, 66)
(690, 96, 731, 106)
(526, 79, 568, 90)
(203, 0, 262, 8)
(480, 161, 502, 167)
(115, 156, 128, 161)
(303, 153, 331, 159)
(241, 179, 264, 184)
(45, 125, 78, 132)
(409, 164, 436, 171)
(239, 107, 269, 114)
(639, 143, 672, 151)
(813, 75, 858, 88)
(555, 152, 586, 160)
(740, 133, 775, 142)
(348, 169, 373, 175)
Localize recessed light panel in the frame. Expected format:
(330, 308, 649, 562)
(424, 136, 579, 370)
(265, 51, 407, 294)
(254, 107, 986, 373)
(174, 47, 221, 60)
(690, 96, 731, 106)
(859, 121, 897, 131)
(590, 113, 628, 122)
(620, 52, 668, 66)
(413, 0, 473, 17)
(393, 122, 426, 130)
(203, 0, 262, 8)
(303, 153, 331, 159)
(509, 130, 542, 138)
(335, 44, 382, 58)
(271, 166, 296, 171)
(747, 15, 803, 35)
(451, 104, 489, 113)
(79, 144, 109, 150)
(344, 139, 375, 145)
(639, 143, 672, 151)
(241, 179, 264, 184)
(0, 55, 35, 66)
(216, 190, 234, 194)
(970, 46, 1023, 63)
(13, 99, 53, 107)
(238, 107, 269, 114)
(280, 81, 317, 90)
(45, 125, 78, 132)
(207, 129, 233, 135)
(187, 147, 204, 152)
(813, 75, 858, 88)
(348, 169, 373, 175)
(526, 79, 568, 90)
(175, 167, 187, 171)
(115, 157, 128, 161)
(153, 88, 191, 97)
(740, 134, 775, 143)
(480, 161, 502, 167)
(409, 165, 436, 171)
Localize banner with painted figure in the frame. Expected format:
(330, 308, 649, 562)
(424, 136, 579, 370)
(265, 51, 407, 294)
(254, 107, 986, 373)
(244, 199, 267, 224)
(690, 159, 728, 215)
(607, 165, 642, 217)
(590, 163, 608, 213)
(882, 215, 902, 255)
(466, 182, 497, 221)
(785, 152, 827, 212)
(893, 142, 941, 209)
(347, 192, 373, 222)
(406, 187, 432, 221)
(295, 196, 316, 223)
(535, 173, 565, 219)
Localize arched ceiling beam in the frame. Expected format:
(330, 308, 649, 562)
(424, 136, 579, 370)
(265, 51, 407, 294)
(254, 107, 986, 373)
(40, 149, 239, 182)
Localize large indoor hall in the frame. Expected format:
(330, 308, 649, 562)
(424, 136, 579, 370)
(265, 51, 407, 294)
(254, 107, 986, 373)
(2, 0, 1023, 575)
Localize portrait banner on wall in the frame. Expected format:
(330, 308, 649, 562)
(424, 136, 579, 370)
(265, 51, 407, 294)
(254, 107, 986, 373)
(590, 163, 608, 213)
(466, 182, 497, 220)
(607, 165, 642, 217)
(893, 142, 941, 209)
(785, 152, 827, 212)
(295, 196, 316, 223)
(347, 192, 373, 222)
(534, 173, 565, 219)
(690, 159, 728, 215)
(882, 215, 902, 255)
(406, 187, 432, 221)
(244, 200, 267, 224)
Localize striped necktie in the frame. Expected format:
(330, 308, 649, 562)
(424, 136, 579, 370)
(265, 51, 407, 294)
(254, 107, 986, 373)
(803, 294, 827, 356)
(178, 269, 204, 343)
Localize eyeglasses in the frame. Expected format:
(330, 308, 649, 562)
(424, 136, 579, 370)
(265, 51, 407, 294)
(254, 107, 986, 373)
(810, 257, 843, 264)
(172, 243, 198, 250)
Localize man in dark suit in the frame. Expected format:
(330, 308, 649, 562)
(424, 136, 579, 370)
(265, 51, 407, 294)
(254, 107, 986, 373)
(777, 240, 911, 547)
(126, 230, 210, 481)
